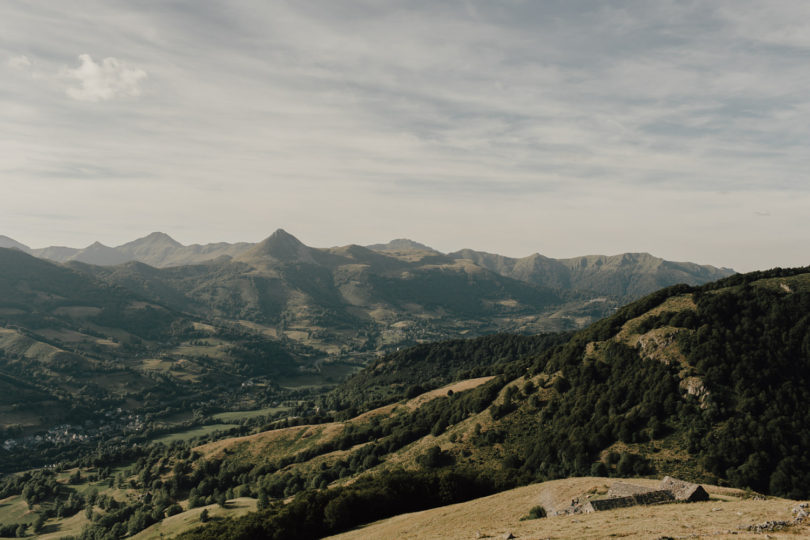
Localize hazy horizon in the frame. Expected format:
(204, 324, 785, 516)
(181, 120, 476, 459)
(3, 1, 810, 273)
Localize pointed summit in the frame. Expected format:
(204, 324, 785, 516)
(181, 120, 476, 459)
(119, 232, 183, 250)
(111, 232, 186, 267)
(238, 229, 316, 264)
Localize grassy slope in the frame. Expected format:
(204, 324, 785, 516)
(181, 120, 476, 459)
(320, 270, 810, 492)
(130, 498, 258, 540)
(193, 377, 494, 465)
(327, 477, 809, 540)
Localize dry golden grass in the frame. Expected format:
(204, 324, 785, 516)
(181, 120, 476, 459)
(36, 510, 93, 540)
(194, 422, 344, 460)
(617, 294, 697, 339)
(130, 498, 258, 540)
(195, 377, 495, 463)
(327, 477, 810, 540)
(404, 377, 495, 410)
(584, 294, 697, 362)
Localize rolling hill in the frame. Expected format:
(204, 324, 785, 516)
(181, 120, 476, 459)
(162, 265, 810, 539)
(0, 248, 300, 453)
(2, 266, 810, 539)
(44, 229, 732, 356)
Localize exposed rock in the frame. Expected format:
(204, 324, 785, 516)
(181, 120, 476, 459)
(744, 520, 789, 533)
(636, 328, 683, 365)
(679, 376, 710, 408)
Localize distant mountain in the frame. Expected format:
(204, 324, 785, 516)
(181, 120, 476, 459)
(0, 235, 30, 252)
(0, 247, 298, 436)
(69, 241, 132, 265)
(450, 249, 733, 301)
(30, 245, 80, 261)
(76, 230, 569, 349)
(22, 232, 252, 268)
(5, 230, 736, 354)
(237, 229, 320, 266)
(367, 238, 437, 252)
(11, 231, 734, 299)
(116, 231, 182, 261)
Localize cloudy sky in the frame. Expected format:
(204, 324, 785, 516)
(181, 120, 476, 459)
(2, 1, 809, 271)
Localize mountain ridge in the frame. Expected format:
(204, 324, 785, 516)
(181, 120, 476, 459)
(1, 230, 734, 278)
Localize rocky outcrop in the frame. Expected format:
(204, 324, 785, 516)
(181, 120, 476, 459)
(680, 376, 710, 408)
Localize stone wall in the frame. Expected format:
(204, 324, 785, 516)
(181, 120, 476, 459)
(607, 482, 657, 498)
(589, 490, 675, 511)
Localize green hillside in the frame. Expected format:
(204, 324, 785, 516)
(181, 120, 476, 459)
(169, 266, 810, 539)
(1, 250, 792, 540)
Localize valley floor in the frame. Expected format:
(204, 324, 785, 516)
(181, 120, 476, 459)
(326, 477, 810, 540)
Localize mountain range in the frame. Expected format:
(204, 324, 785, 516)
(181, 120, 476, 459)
(0, 232, 251, 268)
(0, 229, 734, 439)
(0, 230, 735, 359)
(2, 234, 809, 539)
(1, 229, 734, 300)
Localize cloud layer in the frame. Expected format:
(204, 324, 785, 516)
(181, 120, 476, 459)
(0, 1, 809, 271)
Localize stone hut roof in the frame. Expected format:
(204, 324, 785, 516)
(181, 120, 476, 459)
(659, 476, 710, 502)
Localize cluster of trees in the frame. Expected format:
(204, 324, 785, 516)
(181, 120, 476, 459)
(682, 283, 810, 498)
(495, 338, 682, 481)
(179, 468, 501, 540)
(326, 332, 569, 413)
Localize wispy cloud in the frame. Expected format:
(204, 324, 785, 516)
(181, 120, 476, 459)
(62, 54, 147, 102)
(7, 55, 31, 69)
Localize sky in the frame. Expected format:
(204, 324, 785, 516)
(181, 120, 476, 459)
(2, 1, 809, 272)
